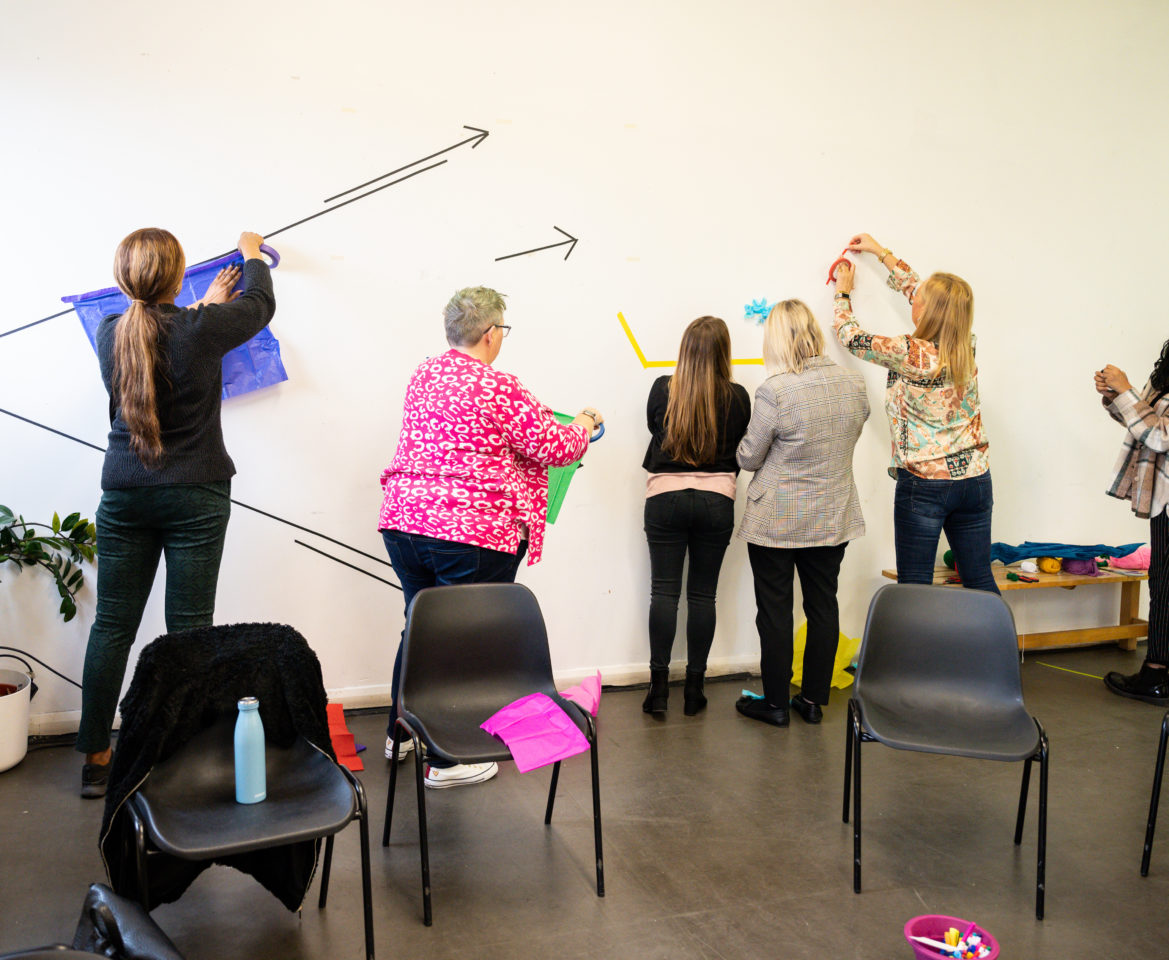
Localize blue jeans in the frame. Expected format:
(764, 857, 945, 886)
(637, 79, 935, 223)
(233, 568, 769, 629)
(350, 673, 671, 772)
(77, 481, 231, 753)
(381, 529, 527, 745)
(644, 490, 735, 672)
(894, 469, 999, 594)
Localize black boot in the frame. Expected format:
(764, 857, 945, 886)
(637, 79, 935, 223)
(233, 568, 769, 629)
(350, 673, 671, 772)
(642, 668, 669, 713)
(1104, 661, 1169, 705)
(683, 668, 707, 716)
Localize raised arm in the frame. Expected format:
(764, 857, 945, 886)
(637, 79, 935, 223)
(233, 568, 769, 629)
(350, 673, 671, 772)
(1102, 367, 1169, 452)
(846, 231, 921, 309)
(190, 232, 276, 356)
(830, 260, 935, 378)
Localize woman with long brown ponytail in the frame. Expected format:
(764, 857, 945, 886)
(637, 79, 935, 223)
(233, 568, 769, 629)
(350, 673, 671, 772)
(77, 228, 275, 798)
(641, 316, 751, 714)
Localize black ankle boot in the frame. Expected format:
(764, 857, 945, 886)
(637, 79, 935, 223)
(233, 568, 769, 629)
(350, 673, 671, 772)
(1104, 661, 1169, 705)
(642, 668, 669, 713)
(683, 668, 707, 716)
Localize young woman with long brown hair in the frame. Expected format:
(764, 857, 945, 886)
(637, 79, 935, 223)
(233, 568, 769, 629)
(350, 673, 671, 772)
(832, 232, 998, 593)
(641, 316, 751, 714)
(76, 228, 276, 797)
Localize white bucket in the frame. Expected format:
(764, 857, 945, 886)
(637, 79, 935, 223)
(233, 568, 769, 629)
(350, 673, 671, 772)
(0, 668, 32, 772)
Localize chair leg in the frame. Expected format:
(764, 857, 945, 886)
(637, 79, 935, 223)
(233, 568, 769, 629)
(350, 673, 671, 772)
(411, 740, 433, 926)
(128, 804, 150, 909)
(318, 835, 335, 909)
(843, 699, 855, 823)
(1036, 722, 1049, 921)
(850, 700, 863, 894)
(1014, 757, 1033, 845)
(1142, 712, 1169, 877)
(544, 760, 562, 824)
(382, 722, 406, 847)
(587, 718, 605, 898)
(350, 771, 376, 960)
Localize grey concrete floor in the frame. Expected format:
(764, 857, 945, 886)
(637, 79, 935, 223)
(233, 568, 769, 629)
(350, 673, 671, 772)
(1, 645, 1167, 959)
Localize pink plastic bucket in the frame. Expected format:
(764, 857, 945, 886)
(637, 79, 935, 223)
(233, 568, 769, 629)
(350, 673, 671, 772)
(903, 915, 999, 960)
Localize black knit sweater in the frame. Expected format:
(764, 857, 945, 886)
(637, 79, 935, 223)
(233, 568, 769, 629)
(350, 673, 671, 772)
(96, 257, 275, 490)
(641, 375, 751, 474)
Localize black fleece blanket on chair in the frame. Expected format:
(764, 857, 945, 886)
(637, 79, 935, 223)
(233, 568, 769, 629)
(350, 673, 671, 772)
(98, 622, 335, 911)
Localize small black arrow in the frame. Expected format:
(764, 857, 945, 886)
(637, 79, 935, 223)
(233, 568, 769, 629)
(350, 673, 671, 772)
(323, 125, 489, 203)
(495, 226, 579, 262)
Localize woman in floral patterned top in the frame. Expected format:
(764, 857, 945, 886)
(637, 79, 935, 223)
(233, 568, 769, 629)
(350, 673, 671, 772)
(831, 232, 998, 593)
(378, 285, 602, 787)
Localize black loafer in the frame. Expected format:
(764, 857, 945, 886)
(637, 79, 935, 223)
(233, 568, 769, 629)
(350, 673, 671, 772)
(81, 761, 111, 799)
(790, 696, 823, 724)
(735, 695, 789, 727)
(1104, 664, 1169, 706)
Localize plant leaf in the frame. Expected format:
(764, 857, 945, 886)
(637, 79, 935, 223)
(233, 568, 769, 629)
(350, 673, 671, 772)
(62, 512, 80, 531)
(52, 512, 60, 533)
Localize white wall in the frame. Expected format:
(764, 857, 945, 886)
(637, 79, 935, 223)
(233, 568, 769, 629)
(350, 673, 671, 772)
(2, 1, 1165, 732)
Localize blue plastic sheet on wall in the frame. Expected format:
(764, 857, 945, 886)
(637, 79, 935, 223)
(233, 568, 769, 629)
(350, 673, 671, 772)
(61, 248, 288, 400)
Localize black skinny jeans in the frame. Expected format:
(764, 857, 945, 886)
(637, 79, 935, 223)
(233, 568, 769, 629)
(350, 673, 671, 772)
(644, 489, 734, 672)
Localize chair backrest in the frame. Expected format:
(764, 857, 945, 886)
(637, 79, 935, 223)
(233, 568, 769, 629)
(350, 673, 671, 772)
(399, 583, 557, 718)
(854, 584, 1025, 712)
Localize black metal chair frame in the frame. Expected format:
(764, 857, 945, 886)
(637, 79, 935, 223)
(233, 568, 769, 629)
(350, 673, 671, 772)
(125, 737, 375, 960)
(380, 583, 604, 926)
(844, 700, 1049, 919)
(1141, 710, 1169, 876)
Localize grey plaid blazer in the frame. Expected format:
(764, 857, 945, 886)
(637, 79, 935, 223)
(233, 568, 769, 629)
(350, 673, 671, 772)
(736, 356, 870, 548)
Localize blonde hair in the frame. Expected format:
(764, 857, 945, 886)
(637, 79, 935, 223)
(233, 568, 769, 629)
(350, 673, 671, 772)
(112, 228, 186, 466)
(444, 286, 507, 346)
(662, 316, 734, 466)
(913, 272, 975, 386)
(762, 299, 825, 376)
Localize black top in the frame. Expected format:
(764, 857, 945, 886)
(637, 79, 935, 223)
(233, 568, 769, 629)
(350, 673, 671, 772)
(642, 374, 751, 474)
(97, 258, 276, 489)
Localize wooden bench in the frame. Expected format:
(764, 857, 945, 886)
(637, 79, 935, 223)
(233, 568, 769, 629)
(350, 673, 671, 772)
(880, 566, 1148, 651)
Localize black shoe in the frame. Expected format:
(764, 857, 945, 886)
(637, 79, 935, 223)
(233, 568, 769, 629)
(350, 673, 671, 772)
(735, 695, 789, 727)
(81, 761, 111, 799)
(683, 668, 707, 716)
(1104, 662, 1169, 706)
(790, 696, 823, 724)
(642, 668, 669, 714)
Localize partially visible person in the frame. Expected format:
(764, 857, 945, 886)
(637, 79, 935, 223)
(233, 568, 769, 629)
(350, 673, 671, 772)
(833, 232, 999, 594)
(734, 300, 869, 727)
(641, 316, 751, 715)
(379, 286, 601, 786)
(77, 228, 276, 798)
(1096, 349, 1169, 705)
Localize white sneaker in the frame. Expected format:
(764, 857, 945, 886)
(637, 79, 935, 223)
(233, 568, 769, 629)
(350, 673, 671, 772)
(385, 736, 416, 761)
(423, 762, 498, 789)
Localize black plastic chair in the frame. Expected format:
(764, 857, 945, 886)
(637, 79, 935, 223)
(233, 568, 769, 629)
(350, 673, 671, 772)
(1141, 710, 1169, 876)
(842, 584, 1049, 919)
(382, 582, 604, 925)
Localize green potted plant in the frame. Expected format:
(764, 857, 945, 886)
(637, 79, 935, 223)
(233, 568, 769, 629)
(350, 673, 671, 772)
(0, 504, 98, 771)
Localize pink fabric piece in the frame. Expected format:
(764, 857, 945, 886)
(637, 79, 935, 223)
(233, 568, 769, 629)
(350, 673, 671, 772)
(1109, 544, 1151, 570)
(559, 671, 602, 716)
(480, 693, 590, 773)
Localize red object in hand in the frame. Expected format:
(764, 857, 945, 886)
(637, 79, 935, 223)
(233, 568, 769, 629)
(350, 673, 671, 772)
(826, 249, 851, 285)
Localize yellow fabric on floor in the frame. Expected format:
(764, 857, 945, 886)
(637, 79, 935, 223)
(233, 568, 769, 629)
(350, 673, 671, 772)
(790, 622, 860, 689)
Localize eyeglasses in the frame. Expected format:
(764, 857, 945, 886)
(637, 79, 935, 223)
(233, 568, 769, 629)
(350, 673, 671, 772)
(492, 324, 511, 338)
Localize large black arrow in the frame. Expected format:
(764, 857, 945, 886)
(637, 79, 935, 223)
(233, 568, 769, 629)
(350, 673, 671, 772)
(0, 127, 487, 341)
(323, 125, 489, 203)
(495, 226, 579, 262)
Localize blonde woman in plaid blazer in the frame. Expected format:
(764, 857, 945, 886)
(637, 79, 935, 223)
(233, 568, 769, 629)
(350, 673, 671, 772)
(734, 301, 870, 727)
(1097, 348, 1169, 706)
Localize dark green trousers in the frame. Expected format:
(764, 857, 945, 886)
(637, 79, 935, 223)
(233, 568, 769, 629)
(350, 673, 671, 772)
(76, 482, 230, 754)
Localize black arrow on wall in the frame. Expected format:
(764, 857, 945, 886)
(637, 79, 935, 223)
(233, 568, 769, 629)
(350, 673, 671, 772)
(323, 125, 489, 203)
(495, 226, 579, 262)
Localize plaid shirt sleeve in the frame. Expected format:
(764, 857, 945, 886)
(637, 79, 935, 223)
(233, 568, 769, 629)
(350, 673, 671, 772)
(1112, 386, 1169, 453)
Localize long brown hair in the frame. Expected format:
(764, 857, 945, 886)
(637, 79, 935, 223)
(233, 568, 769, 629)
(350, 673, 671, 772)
(111, 228, 185, 466)
(913, 272, 975, 387)
(662, 316, 734, 466)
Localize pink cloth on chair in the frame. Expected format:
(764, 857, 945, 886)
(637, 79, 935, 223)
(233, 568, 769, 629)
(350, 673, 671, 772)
(480, 693, 590, 772)
(558, 671, 602, 716)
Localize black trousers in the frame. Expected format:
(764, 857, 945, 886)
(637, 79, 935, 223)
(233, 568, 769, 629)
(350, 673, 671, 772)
(1149, 510, 1169, 664)
(747, 541, 847, 706)
(644, 490, 734, 672)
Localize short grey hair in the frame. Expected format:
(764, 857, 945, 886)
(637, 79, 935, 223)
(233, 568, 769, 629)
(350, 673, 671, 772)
(444, 286, 507, 346)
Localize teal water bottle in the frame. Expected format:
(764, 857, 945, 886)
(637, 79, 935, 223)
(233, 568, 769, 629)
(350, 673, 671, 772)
(234, 696, 266, 804)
